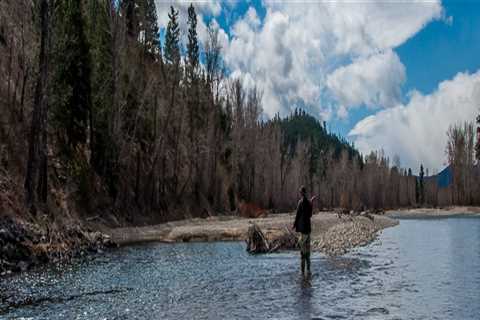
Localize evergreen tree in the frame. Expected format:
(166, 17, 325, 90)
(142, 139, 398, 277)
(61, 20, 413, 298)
(164, 6, 180, 66)
(142, 0, 160, 58)
(187, 4, 199, 77)
(186, 3, 200, 133)
(51, 1, 92, 150)
(419, 164, 425, 204)
(122, 0, 139, 38)
(87, 0, 118, 196)
(406, 167, 413, 205)
(186, 3, 201, 195)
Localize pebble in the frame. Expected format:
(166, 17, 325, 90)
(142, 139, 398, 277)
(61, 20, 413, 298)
(312, 217, 382, 256)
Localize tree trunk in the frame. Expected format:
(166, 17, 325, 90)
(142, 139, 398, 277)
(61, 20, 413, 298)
(19, 67, 28, 122)
(25, 0, 50, 208)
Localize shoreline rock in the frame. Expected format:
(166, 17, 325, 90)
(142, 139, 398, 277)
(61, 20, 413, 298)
(312, 217, 387, 256)
(0, 216, 116, 276)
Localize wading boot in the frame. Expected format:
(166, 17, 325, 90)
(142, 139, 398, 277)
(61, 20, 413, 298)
(301, 253, 306, 275)
(306, 252, 311, 274)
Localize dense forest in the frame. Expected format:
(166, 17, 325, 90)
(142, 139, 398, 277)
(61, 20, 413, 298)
(1, 0, 480, 228)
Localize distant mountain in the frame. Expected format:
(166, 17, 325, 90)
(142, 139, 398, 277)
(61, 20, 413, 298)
(428, 165, 480, 188)
(436, 165, 453, 188)
(279, 109, 359, 160)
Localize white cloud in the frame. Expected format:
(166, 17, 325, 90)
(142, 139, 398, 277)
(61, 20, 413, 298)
(349, 71, 480, 172)
(326, 50, 406, 109)
(221, 1, 443, 118)
(323, 1, 444, 55)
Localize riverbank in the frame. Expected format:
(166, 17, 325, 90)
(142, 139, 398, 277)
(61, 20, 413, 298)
(0, 215, 114, 276)
(386, 206, 480, 219)
(0, 210, 395, 276)
(105, 212, 399, 256)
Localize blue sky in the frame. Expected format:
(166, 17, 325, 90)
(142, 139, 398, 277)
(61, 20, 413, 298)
(398, 0, 480, 95)
(155, 0, 480, 172)
(333, 0, 480, 141)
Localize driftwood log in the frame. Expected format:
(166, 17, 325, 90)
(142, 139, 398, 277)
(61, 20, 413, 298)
(246, 223, 299, 254)
(246, 223, 270, 253)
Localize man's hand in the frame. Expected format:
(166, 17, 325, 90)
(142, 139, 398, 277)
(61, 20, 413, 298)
(310, 195, 317, 202)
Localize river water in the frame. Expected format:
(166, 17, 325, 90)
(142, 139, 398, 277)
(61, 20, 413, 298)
(1, 216, 480, 320)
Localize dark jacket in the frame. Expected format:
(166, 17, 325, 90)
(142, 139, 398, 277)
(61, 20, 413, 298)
(294, 196, 312, 234)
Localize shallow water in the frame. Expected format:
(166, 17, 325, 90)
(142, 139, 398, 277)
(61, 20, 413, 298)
(1, 216, 480, 320)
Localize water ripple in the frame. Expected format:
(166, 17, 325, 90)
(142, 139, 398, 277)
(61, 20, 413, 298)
(1, 217, 480, 319)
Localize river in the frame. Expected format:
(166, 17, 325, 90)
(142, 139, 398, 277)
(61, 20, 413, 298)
(1, 216, 480, 319)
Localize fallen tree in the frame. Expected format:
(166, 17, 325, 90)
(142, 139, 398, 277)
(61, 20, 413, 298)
(246, 223, 299, 254)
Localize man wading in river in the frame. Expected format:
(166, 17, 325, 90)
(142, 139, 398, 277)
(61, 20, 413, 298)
(293, 186, 315, 275)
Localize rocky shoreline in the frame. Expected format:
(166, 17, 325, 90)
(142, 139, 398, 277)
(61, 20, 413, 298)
(312, 216, 392, 255)
(0, 216, 115, 276)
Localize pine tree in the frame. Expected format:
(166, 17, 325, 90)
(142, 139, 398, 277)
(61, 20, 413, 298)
(187, 4, 199, 77)
(87, 0, 118, 196)
(164, 6, 180, 66)
(186, 3, 200, 130)
(419, 164, 425, 204)
(122, 0, 139, 38)
(186, 4, 201, 195)
(51, 1, 92, 150)
(406, 167, 412, 205)
(142, 0, 160, 58)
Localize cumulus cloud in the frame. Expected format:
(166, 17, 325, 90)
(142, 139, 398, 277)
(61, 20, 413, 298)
(221, 1, 443, 118)
(349, 71, 480, 172)
(322, 1, 444, 55)
(326, 50, 406, 109)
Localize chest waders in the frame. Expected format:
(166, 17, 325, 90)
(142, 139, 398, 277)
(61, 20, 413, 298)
(299, 233, 311, 274)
